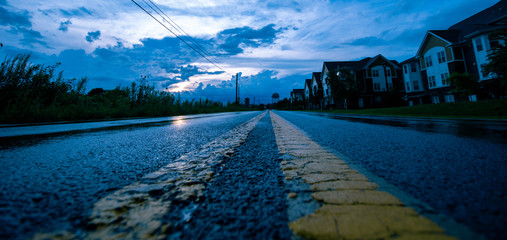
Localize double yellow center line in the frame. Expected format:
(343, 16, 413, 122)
(270, 111, 456, 240)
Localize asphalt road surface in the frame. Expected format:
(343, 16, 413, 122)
(0, 110, 505, 239)
(275, 110, 506, 240)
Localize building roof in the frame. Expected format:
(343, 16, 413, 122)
(399, 56, 418, 65)
(429, 30, 461, 43)
(449, 0, 507, 39)
(304, 79, 312, 88)
(323, 58, 372, 71)
(292, 89, 304, 94)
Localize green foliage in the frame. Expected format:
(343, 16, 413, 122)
(0, 54, 251, 123)
(483, 25, 507, 95)
(446, 72, 478, 97)
(325, 68, 356, 108)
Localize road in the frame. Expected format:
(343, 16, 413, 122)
(275, 111, 507, 240)
(0, 110, 505, 239)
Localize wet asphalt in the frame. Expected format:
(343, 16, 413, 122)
(1, 110, 506, 240)
(175, 113, 291, 239)
(0, 112, 260, 240)
(275, 111, 507, 240)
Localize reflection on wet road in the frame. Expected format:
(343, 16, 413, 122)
(0, 111, 260, 240)
(275, 111, 506, 240)
(305, 112, 507, 144)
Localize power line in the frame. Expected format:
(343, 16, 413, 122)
(145, 0, 225, 69)
(130, 0, 233, 75)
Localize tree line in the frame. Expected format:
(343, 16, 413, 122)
(0, 54, 249, 124)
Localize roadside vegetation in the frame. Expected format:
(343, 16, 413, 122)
(0, 54, 251, 124)
(318, 99, 507, 119)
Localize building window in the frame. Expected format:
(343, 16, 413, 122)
(428, 76, 436, 88)
(386, 68, 391, 77)
(432, 96, 440, 104)
(475, 38, 483, 51)
(412, 81, 420, 91)
(372, 69, 379, 77)
(437, 51, 446, 63)
(445, 95, 455, 103)
(404, 65, 408, 74)
(373, 83, 381, 91)
(406, 82, 411, 92)
(425, 56, 433, 67)
(410, 63, 417, 72)
(375, 96, 382, 103)
(468, 95, 477, 102)
(441, 72, 450, 85)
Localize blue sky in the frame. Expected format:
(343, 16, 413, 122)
(0, 0, 500, 103)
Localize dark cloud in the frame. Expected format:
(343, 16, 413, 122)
(85, 30, 100, 43)
(216, 24, 283, 55)
(0, 6, 31, 27)
(346, 36, 388, 46)
(8, 27, 46, 46)
(58, 20, 72, 32)
(180, 65, 224, 81)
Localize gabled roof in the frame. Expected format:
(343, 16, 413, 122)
(429, 30, 461, 43)
(304, 79, 312, 90)
(416, 31, 456, 57)
(449, 0, 507, 39)
(323, 58, 371, 72)
(312, 72, 321, 81)
(311, 72, 322, 88)
(416, 1, 506, 57)
(400, 56, 418, 65)
(363, 54, 400, 69)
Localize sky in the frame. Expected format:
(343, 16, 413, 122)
(0, 0, 500, 103)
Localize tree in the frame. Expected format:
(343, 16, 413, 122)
(446, 72, 478, 97)
(483, 25, 507, 97)
(325, 68, 356, 109)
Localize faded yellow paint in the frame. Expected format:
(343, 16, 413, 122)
(269, 111, 456, 240)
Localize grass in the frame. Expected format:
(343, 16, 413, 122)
(315, 99, 507, 120)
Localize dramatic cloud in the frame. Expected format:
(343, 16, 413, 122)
(8, 27, 45, 46)
(0, 0, 500, 102)
(85, 30, 101, 43)
(58, 20, 72, 32)
(216, 24, 283, 55)
(0, 6, 31, 27)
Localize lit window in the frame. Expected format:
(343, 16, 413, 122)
(475, 38, 483, 51)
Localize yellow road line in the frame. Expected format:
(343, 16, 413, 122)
(34, 112, 267, 240)
(270, 111, 456, 240)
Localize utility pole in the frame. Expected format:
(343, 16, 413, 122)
(235, 73, 239, 104)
